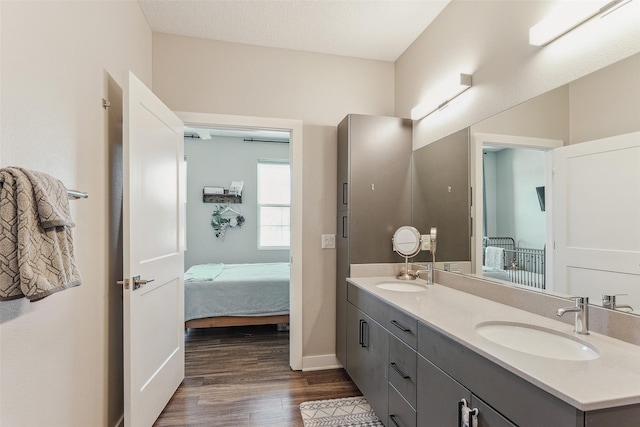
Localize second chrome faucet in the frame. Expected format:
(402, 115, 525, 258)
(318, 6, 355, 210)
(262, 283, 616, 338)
(557, 296, 590, 335)
(412, 265, 433, 285)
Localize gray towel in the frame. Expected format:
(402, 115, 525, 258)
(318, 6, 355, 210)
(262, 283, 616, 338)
(0, 167, 82, 301)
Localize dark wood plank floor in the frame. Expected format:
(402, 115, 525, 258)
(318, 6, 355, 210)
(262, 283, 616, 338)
(154, 325, 361, 427)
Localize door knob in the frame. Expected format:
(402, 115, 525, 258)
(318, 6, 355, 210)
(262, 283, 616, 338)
(132, 276, 154, 290)
(116, 276, 155, 290)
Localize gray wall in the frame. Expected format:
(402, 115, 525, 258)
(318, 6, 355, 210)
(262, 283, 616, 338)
(185, 136, 290, 269)
(412, 128, 470, 263)
(485, 148, 546, 249)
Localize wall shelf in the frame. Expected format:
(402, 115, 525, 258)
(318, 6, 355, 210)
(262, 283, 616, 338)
(203, 193, 242, 203)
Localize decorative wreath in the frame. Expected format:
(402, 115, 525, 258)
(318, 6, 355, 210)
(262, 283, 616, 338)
(211, 205, 245, 239)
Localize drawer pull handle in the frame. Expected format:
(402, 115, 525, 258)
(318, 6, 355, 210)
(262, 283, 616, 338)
(389, 414, 401, 427)
(390, 362, 410, 379)
(342, 216, 348, 238)
(390, 319, 411, 332)
(342, 183, 348, 205)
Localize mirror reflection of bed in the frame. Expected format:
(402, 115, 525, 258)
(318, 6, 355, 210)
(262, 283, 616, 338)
(183, 126, 292, 337)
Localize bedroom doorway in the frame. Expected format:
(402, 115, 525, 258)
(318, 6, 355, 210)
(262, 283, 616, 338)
(471, 133, 563, 288)
(177, 111, 303, 370)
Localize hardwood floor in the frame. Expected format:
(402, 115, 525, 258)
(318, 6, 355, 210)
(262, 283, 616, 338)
(154, 325, 361, 427)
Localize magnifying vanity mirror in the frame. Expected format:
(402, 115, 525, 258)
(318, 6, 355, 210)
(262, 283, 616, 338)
(392, 226, 421, 280)
(412, 52, 640, 314)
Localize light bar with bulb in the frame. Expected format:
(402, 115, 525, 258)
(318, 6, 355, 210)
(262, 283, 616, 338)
(411, 73, 472, 121)
(529, 0, 633, 46)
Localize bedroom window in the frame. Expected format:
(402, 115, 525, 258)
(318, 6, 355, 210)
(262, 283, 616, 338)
(257, 160, 290, 249)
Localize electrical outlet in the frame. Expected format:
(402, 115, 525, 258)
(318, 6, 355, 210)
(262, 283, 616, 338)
(421, 235, 431, 251)
(321, 234, 336, 249)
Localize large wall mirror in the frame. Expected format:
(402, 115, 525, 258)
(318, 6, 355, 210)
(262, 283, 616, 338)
(412, 52, 640, 314)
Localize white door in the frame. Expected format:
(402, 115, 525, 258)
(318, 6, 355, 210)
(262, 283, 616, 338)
(553, 131, 640, 308)
(123, 71, 185, 426)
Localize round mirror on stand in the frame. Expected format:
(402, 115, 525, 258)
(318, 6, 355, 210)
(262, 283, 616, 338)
(393, 226, 422, 280)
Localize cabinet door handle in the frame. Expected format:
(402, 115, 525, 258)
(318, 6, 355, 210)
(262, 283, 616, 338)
(342, 216, 348, 238)
(458, 399, 479, 427)
(362, 321, 369, 348)
(358, 319, 364, 346)
(458, 399, 466, 427)
(390, 362, 410, 379)
(389, 414, 401, 427)
(390, 319, 411, 332)
(342, 183, 348, 205)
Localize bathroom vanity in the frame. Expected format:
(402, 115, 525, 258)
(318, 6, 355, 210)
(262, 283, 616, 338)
(344, 276, 640, 427)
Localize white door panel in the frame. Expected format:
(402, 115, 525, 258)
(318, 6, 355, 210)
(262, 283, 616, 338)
(553, 131, 640, 309)
(124, 71, 185, 427)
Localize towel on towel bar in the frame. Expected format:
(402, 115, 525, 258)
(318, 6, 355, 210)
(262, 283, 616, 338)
(484, 246, 504, 270)
(0, 168, 82, 301)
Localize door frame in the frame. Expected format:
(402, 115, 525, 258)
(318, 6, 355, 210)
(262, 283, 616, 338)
(470, 133, 563, 279)
(176, 111, 303, 370)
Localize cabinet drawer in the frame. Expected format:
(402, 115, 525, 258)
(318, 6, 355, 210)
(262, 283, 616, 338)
(418, 322, 582, 427)
(348, 282, 418, 348)
(348, 282, 388, 326)
(389, 334, 417, 408)
(389, 384, 416, 427)
(386, 303, 417, 349)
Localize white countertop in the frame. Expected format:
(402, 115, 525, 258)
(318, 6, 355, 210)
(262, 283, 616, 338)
(347, 276, 640, 411)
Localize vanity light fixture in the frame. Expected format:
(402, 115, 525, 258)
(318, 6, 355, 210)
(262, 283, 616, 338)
(411, 73, 472, 121)
(529, 0, 634, 46)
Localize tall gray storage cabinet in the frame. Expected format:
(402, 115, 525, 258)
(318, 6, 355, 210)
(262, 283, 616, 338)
(336, 114, 412, 366)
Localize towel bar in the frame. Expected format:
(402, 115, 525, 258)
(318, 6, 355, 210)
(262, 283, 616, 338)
(0, 175, 88, 199)
(67, 189, 88, 199)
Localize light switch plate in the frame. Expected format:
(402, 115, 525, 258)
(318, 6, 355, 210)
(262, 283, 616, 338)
(321, 234, 336, 249)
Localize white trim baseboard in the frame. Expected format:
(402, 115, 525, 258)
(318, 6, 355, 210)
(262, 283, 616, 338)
(302, 354, 343, 372)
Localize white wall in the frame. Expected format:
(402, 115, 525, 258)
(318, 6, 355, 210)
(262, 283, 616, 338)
(569, 53, 640, 144)
(152, 33, 395, 359)
(184, 136, 289, 269)
(494, 148, 546, 249)
(483, 151, 498, 237)
(397, 0, 640, 150)
(0, 1, 151, 427)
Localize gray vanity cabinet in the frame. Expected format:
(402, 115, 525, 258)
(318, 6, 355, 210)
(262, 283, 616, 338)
(417, 355, 472, 426)
(336, 114, 412, 366)
(418, 321, 582, 427)
(417, 355, 515, 427)
(346, 301, 389, 423)
(345, 285, 640, 427)
(348, 282, 418, 427)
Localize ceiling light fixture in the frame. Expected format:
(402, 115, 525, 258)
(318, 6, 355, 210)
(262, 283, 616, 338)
(529, 0, 634, 46)
(411, 73, 472, 121)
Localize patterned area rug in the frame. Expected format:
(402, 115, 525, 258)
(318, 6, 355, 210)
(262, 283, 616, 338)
(300, 396, 384, 427)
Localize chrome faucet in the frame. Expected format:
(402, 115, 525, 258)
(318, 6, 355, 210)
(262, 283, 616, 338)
(556, 296, 589, 335)
(602, 294, 634, 312)
(412, 264, 433, 285)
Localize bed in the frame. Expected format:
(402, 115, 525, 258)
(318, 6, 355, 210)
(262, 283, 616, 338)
(482, 237, 546, 289)
(184, 262, 290, 329)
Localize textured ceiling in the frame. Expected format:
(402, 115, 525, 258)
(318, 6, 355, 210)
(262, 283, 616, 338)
(139, 0, 450, 61)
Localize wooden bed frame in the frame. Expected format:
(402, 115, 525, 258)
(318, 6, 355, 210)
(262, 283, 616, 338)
(185, 314, 290, 329)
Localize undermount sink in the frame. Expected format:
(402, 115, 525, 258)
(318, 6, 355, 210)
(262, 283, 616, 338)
(376, 281, 427, 292)
(475, 321, 600, 361)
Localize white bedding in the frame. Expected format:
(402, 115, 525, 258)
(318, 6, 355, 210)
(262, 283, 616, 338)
(184, 262, 290, 322)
